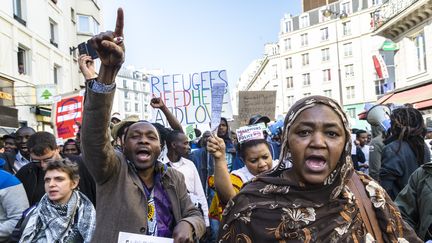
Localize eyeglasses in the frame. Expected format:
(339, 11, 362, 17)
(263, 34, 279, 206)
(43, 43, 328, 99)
(30, 153, 57, 164)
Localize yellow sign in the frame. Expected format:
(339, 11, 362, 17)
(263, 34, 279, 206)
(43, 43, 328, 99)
(0, 91, 12, 100)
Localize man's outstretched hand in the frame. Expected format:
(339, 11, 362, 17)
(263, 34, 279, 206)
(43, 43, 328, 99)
(89, 8, 125, 84)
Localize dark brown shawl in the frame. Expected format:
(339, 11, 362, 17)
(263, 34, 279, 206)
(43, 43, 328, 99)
(218, 96, 421, 243)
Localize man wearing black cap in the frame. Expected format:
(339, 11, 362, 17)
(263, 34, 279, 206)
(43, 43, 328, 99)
(2, 134, 17, 154)
(248, 114, 271, 126)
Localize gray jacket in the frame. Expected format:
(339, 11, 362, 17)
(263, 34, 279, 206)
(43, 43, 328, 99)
(368, 135, 385, 181)
(81, 84, 205, 242)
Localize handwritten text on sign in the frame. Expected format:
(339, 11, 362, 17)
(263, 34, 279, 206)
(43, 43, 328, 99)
(150, 70, 232, 126)
(236, 123, 266, 144)
(238, 91, 276, 126)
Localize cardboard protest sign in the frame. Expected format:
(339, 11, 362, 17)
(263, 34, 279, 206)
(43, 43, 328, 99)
(236, 123, 266, 144)
(238, 91, 276, 126)
(52, 90, 85, 140)
(150, 70, 233, 127)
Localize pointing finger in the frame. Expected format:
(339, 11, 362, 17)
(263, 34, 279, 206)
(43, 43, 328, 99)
(114, 8, 124, 38)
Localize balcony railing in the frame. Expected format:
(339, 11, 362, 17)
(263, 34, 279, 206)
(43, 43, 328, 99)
(371, 0, 419, 30)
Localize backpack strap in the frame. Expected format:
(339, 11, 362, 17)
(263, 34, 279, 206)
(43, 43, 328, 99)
(347, 172, 384, 243)
(8, 205, 37, 243)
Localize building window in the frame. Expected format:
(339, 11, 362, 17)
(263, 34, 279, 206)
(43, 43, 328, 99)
(286, 77, 293, 88)
(17, 46, 28, 75)
(144, 104, 148, 113)
(13, 0, 26, 25)
(283, 20, 292, 33)
(346, 108, 356, 119)
(324, 89, 332, 98)
(301, 33, 308, 47)
(302, 73, 310, 86)
(284, 38, 291, 51)
(346, 86, 355, 99)
(125, 102, 131, 112)
(133, 82, 137, 91)
(123, 79, 128, 88)
(77, 15, 100, 35)
(53, 65, 59, 84)
(320, 27, 329, 41)
(342, 21, 351, 36)
(285, 57, 292, 69)
(300, 15, 309, 28)
(49, 19, 58, 47)
(135, 92, 139, 100)
(321, 48, 330, 62)
(70, 8, 76, 23)
(124, 91, 129, 99)
(341, 1, 352, 14)
(302, 53, 309, 66)
(322, 69, 331, 82)
(135, 103, 139, 112)
(415, 31, 427, 72)
(375, 80, 385, 95)
(345, 64, 354, 78)
(303, 92, 311, 97)
(369, 0, 383, 6)
(343, 43, 353, 57)
(272, 64, 278, 79)
(287, 95, 294, 107)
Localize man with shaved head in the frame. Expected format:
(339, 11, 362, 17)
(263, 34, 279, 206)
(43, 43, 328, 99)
(80, 8, 204, 242)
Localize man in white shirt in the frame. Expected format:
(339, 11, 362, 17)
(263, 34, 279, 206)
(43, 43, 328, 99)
(162, 130, 210, 230)
(356, 129, 370, 174)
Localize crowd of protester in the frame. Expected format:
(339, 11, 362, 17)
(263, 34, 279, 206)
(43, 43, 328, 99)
(1, 8, 432, 243)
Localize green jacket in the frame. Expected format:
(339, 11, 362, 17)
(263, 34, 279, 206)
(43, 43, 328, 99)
(395, 162, 432, 240)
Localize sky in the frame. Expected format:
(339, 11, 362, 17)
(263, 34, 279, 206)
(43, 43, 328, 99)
(101, 1, 302, 88)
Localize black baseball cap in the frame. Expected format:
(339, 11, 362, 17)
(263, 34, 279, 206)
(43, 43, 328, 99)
(248, 115, 271, 125)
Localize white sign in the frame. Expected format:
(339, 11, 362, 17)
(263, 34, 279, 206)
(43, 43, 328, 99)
(117, 232, 173, 243)
(150, 70, 233, 126)
(36, 84, 57, 105)
(236, 123, 266, 144)
(210, 83, 225, 132)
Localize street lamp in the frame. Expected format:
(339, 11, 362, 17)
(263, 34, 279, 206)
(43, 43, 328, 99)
(322, 7, 347, 106)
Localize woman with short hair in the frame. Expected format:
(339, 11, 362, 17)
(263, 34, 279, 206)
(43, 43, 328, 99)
(20, 159, 96, 243)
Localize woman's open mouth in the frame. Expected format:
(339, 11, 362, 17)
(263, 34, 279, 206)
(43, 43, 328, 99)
(305, 156, 327, 172)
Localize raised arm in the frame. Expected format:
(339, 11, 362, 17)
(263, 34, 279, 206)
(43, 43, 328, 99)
(150, 97, 184, 133)
(81, 8, 125, 184)
(207, 135, 236, 204)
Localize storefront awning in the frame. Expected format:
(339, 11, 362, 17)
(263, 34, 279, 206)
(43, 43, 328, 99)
(378, 83, 432, 107)
(358, 81, 432, 119)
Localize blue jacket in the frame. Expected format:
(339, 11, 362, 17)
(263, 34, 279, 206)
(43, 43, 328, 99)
(0, 170, 29, 241)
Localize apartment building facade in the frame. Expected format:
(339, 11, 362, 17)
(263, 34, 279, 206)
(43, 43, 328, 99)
(238, 0, 390, 129)
(0, 0, 102, 133)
